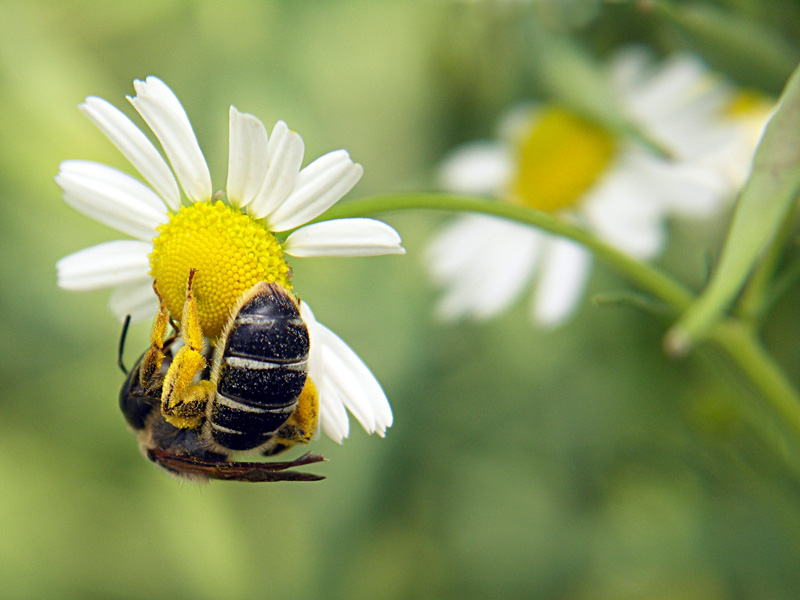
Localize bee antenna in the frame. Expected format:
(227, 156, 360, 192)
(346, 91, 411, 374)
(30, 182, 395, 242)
(118, 314, 132, 375)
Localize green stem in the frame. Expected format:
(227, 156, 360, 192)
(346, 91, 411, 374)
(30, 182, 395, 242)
(321, 194, 695, 308)
(322, 192, 800, 437)
(710, 320, 800, 440)
(762, 249, 800, 315)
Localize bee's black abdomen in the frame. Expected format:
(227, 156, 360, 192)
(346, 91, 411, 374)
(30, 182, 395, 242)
(225, 287, 309, 362)
(211, 397, 292, 433)
(210, 283, 309, 451)
(217, 359, 307, 408)
(210, 425, 276, 452)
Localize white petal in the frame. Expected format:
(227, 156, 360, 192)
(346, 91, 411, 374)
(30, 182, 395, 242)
(531, 237, 592, 326)
(132, 76, 192, 130)
(128, 77, 212, 203)
(633, 154, 729, 218)
(426, 215, 541, 320)
(59, 160, 167, 213)
(248, 121, 305, 220)
(497, 103, 539, 144)
(438, 141, 512, 195)
(302, 303, 349, 443)
(80, 96, 181, 210)
(318, 341, 377, 434)
(608, 45, 652, 92)
(284, 218, 405, 257)
(56, 161, 167, 240)
(266, 149, 363, 232)
(612, 49, 742, 170)
(226, 106, 269, 208)
(582, 159, 666, 259)
(317, 323, 393, 436)
(426, 215, 494, 284)
(317, 382, 351, 444)
(57, 240, 152, 291)
(301, 302, 392, 442)
(476, 225, 541, 318)
(109, 280, 160, 324)
(303, 302, 323, 387)
(622, 54, 712, 125)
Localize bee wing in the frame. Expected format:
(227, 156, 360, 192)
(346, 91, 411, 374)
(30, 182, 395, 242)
(149, 450, 327, 482)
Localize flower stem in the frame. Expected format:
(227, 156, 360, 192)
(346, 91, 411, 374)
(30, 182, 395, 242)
(709, 319, 800, 440)
(322, 193, 695, 308)
(322, 192, 800, 436)
(762, 250, 800, 316)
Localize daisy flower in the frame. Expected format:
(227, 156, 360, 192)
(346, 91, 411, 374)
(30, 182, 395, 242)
(56, 76, 404, 442)
(611, 46, 774, 197)
(426, 50, 768, 327)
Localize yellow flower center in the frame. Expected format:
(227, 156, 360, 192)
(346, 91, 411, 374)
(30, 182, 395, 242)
(509, 107, 616, 213)
(724, 90, 772, 120)
(150, 201, 292, 340)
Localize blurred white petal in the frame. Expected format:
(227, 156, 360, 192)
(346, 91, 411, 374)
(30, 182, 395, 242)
(620, 53, 715, 125)
(612, 48, 747, 181)
(267, 149, 363, 232)
(226, 106, 269, 208)
(608, 45, 652, 91)
(128, 76, 212, 203)
(81, 97, 181, 210)
(633, 153, 729, 218)
(427, 215, 541, 320)
(284, 218, 405, 257)
(497, 103, 539, 144)
(56, 240, 152, 291)
(438, 142, 512, 195)
(583, 159, 666, 259)
(531, 237, 592, 326)
(426, 215, 493, 285)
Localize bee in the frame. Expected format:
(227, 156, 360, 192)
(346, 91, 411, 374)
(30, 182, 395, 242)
(118, 270, 325, 482)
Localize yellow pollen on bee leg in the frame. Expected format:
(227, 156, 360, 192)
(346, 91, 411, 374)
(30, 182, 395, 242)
(149, 201, 292, 340)
(509, 107, 616, 213)
(275, 377, 320, 447)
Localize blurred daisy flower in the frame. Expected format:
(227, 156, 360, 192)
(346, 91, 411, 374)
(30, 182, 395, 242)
(56, 76, 403, 442)
(426, 49, 772, 326)
(613, 47, 774, 194)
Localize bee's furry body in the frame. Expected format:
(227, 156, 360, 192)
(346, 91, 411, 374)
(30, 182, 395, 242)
(118, 281, 324, 482)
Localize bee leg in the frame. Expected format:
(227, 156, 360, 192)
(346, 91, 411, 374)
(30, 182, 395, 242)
(263, 377, 320, 456)
(160, 270, 214, 430)
(138, 282, 171, 392)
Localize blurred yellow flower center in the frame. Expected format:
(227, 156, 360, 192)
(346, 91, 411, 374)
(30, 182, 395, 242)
(725, 90, 772, 120)
(509, 107, 616, 213)
(150, 201, 292, 340)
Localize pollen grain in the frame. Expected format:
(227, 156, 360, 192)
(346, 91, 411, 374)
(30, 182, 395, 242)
(150, 201, 291, 340)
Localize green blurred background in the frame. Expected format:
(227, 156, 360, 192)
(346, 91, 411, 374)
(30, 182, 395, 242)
(3, 1, 800, 598)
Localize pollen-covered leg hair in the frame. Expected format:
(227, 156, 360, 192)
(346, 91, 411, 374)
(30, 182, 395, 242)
(138, 282, 172, 391)
(263, 377, 320, 456)
(160, 269, 214, 429)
